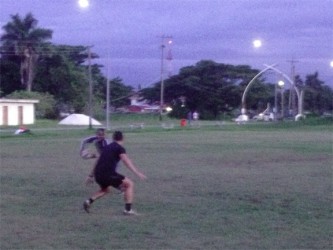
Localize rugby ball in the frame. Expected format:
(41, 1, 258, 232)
(81, 149, 97, 159)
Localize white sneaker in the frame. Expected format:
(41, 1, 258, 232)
(83, 200, 91, 213)
(123, 209, 138, 216)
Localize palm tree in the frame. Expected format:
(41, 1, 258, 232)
(1, 13, 52, 91)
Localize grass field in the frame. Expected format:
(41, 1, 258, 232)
(0, 120, 332, 249)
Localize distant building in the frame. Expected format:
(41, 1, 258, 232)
(129, 92, 143, 106)
(117, 92, 160, 113)
(0, 99, 39, 126)
(117, 104, 160, 113)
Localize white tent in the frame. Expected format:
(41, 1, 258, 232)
(58, 114, 102, 126)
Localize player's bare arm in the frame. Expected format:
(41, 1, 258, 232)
(120, 154, 147, 180)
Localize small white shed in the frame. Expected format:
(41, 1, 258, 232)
(0, 99, 39, 126)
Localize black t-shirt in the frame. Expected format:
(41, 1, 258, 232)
(94, 142, 126, 176)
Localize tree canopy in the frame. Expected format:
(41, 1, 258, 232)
(141, 60, 274, 119)
(1, 13, 133, 118)
(1, 13, 53, 91)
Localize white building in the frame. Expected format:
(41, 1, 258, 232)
(0, 99, 39, 126)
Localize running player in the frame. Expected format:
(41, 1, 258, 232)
(83, 131, 146, 215)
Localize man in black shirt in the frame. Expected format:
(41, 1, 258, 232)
(83, 131, 146, 215)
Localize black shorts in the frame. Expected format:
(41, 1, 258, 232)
(95, 173, 125, 190)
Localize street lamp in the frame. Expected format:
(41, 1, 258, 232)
(106, 58, 111, 130)
(87, 46, 93, 129)
(278, 80, 285, 88)
(78, 0, 93, 129)
(78, 0, 89, 8)
(278, 81, 285, 119)
(253, 39, 262, 48)
(78, 0, 113, 130)
(159, 42, 165, 121)
(159, 35, 172, 121)
(275, 80, 285, 120)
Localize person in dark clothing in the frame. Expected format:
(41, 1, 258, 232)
(83, 131, 146, 215)
(80, 128, 108, 159)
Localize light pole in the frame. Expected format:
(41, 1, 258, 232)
(264, 64, 303, 118)
(159, 42, 165, 121)
(158, 35, 172, 121)
(274, 82, 278, 118)
(275, 80, 285, 120)
(278, 80, 285, 119)
(106, 58, 110, 130)
(88, 46, 93, 129)
(78, 0, 93, 129)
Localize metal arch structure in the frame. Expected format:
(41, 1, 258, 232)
(241, 64, 304, 117)
(263, 64, 303, 116)
(241, 64, 277, 114)
(263, 64, 298, 96)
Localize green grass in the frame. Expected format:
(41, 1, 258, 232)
(0, 121, 332, 249)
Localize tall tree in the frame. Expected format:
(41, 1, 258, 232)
(109, 77, 133, 108)
(1, 13, 52, 91)
(33, 44, 103, 113)
(141, 60, 262, 119)
(304, 72, 332, 114)
(33, 45, 88, 112)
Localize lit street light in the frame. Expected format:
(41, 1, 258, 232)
(274, 80, 285, 120)
(78, 0, 113, 130)
(78, 0, 89, 8)
(78, 0, 93, 129)
(253, 39, 262, 48)
(278, 80, 285, 119)
(278, 80, 285, 87)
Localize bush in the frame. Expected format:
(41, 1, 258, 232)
(5, 91, 57, 119)
(169, 105, 189, 119)
(299, 116, 333, 126)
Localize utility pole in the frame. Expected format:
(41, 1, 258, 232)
(88, 46, 93, 129)
(106, 57, 110, 130)
(274, 83, 278, 118)
(158, 35, 172, 121)
(105, 49, 112, 131)
(287, 58, 299, 116)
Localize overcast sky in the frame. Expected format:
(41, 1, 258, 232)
(1, 0, 333, 88)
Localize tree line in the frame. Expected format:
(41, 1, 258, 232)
(1, 13, 332, 120)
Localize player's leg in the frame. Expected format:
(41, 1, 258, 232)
(91, 187, 110, 200)
(102, 174, 138, 215)
(83, 187, 110, 213)
(121, 177, 134, 203)
(120, 177, 138, 215)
